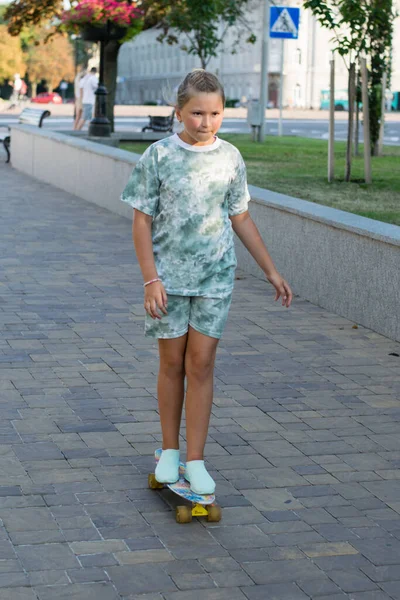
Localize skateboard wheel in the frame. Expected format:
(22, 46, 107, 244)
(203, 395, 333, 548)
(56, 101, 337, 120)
(206, 505, 222, 522)
(176, 505, 192, 523)
(148, 473, 163, 490)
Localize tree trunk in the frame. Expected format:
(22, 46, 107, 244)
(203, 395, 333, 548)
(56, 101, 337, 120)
(377, 71, 387, 156)
(200, 51, 207, 69)
(370, 83, 381, 156)
(104, 40, 121, 133)
(345, 62, 355, 182)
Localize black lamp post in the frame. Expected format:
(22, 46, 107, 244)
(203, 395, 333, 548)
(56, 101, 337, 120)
(88, 34, 111, 137)
(85, 0, 132, 138)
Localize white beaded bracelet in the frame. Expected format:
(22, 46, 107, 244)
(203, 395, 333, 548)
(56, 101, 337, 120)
(143, 278, 162, 288)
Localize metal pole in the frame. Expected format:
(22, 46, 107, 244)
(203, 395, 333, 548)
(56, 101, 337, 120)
(328, 56, 335, 182)
(278, 38, 284, 136)
(258, 0, 270, 142)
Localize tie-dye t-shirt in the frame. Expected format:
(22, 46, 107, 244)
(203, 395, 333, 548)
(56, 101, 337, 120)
(121, 133, 251, 298)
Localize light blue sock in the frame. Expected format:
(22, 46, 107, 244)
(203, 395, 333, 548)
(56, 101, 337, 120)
(155, 449, 180, 483)
(185, 460, 215, 495)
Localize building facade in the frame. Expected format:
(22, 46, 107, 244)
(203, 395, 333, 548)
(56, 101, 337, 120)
(116, 0, 400, 109)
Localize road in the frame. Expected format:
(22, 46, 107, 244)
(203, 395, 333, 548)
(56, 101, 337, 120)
(1, 114, 400, 145)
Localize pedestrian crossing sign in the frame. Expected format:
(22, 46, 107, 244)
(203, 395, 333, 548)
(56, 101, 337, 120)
(270, 6, 300, 39)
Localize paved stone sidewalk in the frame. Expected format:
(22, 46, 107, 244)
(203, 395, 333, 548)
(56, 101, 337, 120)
(1, 158, 400, 600)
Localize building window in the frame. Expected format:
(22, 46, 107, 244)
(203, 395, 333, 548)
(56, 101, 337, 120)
(294, 83, 301, 107)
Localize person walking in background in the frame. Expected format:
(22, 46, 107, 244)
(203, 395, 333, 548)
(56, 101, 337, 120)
(121, 70, 292, 495)
(60, 79, 68, 103)
(7, 73, 23, 110)
(73, 69, 86, 130)
(76, 67, 98, 131)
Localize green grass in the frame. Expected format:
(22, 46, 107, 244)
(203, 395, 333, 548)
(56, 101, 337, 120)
(120, 135, 400, 226)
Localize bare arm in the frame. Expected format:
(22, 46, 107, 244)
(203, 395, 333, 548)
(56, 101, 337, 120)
(133, 209, 167, 318)
(133, 209, 158, 282)
(230, 210, 293, 307)
(230, 210, 277, 276)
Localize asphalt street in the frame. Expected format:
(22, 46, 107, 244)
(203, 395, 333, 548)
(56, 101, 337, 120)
(1, 114, 400, 144)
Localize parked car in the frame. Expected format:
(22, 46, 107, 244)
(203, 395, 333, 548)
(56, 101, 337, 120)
(31, 92, 63, 104)
(391, 91, 400, 111)
(320, 89, 349, 111)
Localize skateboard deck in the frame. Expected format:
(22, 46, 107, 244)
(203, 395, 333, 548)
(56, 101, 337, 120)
(148, 448, 222, 523)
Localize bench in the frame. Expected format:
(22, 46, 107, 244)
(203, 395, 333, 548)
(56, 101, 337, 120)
(142, 110, 175, 133)
(1, 107, 51, 163)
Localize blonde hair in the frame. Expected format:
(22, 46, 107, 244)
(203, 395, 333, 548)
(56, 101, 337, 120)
(176, 69, 225, 109)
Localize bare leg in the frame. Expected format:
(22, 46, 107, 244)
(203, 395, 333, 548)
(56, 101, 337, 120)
(158, 334, 188, 449)
(76, 118, 86, 131)
(73, 107, 82, 130)
(184, 327, 219, 461)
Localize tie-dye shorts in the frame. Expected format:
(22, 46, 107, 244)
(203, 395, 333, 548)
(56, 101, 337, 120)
(145, 294, 232, 340)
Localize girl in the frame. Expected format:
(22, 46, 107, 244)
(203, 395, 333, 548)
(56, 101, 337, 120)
(121, 70, 292, 495)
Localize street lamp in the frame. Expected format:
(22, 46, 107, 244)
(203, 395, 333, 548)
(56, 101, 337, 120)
(88, 33, 111, 137)
(88, 0, 132, 138)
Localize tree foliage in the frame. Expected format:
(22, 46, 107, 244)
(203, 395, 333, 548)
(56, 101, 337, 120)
(25, 28, 75, 90)
(5, 0, 63, 36)
(142, 0, 256, 69)
(303, 0, 370, 64)
(367, 0, 394, 154)
(0, 24, 26, 80)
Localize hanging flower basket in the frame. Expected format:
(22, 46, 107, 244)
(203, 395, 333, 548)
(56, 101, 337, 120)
(81, 22, 127, 42)
(61, 0, 142, 39)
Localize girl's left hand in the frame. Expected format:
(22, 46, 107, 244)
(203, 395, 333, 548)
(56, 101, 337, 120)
(266, 271, 293, 308)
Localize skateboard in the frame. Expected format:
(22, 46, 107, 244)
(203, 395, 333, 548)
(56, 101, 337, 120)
(148, 448, 222, 524)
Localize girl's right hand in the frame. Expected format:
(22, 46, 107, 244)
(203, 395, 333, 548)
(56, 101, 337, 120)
(144, 281, 168, 320)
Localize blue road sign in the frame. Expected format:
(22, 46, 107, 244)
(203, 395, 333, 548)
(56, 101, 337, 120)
(270, 6, 300, 39)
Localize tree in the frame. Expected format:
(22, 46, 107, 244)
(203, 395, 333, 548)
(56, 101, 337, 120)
(366, 0, 394, 155)
(24, 28, 75, 94)
(142, 0, 256, 69)
(304, 0, 371, 182)
(5, 0, 64, 37)
(0, 25, 26, 81)
(304, 0, 395, 172)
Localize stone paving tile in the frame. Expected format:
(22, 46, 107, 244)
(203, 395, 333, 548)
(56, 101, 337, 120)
(0, 589, 38, 600)
(1, 161, 400, 598)
(241, 582, 310, 599)
(35, 583, 119, 600)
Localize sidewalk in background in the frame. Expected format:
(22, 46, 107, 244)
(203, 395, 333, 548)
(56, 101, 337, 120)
(1, 101, 400, 121)
(1, 156, 400, 599)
